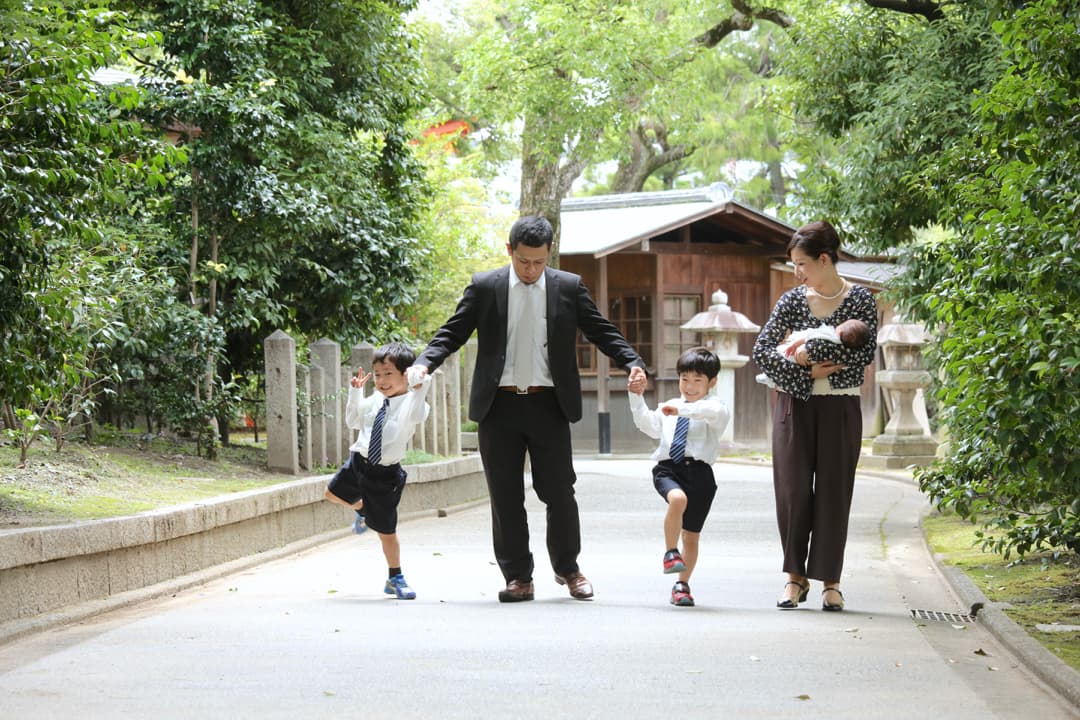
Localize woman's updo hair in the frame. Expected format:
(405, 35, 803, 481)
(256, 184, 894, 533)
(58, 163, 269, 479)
(788, 220, 841, 264)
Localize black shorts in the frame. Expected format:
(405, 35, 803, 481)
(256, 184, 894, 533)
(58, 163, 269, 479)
(326, 452, 407, 535)
(652, 459, 717, 533)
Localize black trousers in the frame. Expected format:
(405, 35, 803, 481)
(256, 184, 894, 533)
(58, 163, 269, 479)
(477, 389, 579, 582)
(771, 392, 862, 582)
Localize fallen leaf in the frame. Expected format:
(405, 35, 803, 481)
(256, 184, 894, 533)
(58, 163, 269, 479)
(844, 627, 859, 633)
(323, 691, 335, 697)
(327, 589, 338, 594)
(433, 552, 443, 556)
(795, 694, 811, 701)
(988, 666, 999, 671)
(974, 648, 990, 656)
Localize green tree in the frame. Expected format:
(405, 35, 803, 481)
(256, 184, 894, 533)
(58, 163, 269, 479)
(0, 0, 180, 458)
(895, 0, 1080, 557)
(428, 0, 801, 261)
(777, 1, 1005, 249)
(133, 0, 430, 384)
(407, 136, 509, 341)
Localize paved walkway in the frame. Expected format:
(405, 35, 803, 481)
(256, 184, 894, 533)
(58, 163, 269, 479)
(0, 458, 1075, 719)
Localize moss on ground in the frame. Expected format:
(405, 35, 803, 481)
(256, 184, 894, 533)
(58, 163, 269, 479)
(923, 512, 1080, 673)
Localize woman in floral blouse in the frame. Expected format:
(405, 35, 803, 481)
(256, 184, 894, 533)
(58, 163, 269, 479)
(752, 220, 878, 612)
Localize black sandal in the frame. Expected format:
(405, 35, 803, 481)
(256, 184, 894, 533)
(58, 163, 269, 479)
(822, 587, 845, 612)
(776, 580, 809, 609)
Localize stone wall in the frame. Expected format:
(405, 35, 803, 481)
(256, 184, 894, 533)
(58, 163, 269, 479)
(0, 456, 486, 643)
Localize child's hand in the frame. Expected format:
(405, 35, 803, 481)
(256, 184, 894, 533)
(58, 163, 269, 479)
(350, 367, 371, 388)
(627, 373, 647, 395)
(784, 337, 806, 357)
(660, 405, 679, 416)
(406, 366, 427, 388)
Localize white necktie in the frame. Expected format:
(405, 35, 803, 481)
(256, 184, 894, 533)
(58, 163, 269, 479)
(513, 283, 535, 390)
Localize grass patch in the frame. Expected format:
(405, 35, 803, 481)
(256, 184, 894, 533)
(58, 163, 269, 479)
(0, 433, 298, 528)
(923, 511, 1080, 672)
(1, 430, 461, 529)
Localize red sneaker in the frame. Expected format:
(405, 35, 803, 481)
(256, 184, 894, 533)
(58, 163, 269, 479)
(662, 550, 687, 574)
(670, 581, 695, 607)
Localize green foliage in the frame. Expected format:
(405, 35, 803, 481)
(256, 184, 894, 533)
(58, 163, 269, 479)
(136, 0, 430, 376)
(893, 1, 1080, 557)
(462, 0, 684, 160)
(407, 136, 510, 340)
(0, 0, 183, 457)
(779, 1, 1004, 249)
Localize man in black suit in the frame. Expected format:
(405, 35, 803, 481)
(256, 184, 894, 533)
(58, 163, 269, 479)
(410, 215, 647, 602)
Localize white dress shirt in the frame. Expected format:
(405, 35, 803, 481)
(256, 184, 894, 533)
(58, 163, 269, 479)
(345, 375, 431, 465)
(498, 268, 553, 388)
(629, 392, 730, 465)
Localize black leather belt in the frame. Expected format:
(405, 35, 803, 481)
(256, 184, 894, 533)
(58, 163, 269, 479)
(499, 385, 551, 395)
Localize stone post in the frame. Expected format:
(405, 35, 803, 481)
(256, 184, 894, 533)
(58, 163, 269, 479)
(264, 330, 299, 474)
(867, 323, 939, 468)
(311, 339, 342, 467)
(297, 364, 313, 471)
(462, 338, 477, 424)
(424, 369, 441, 456)
(446, 352, 462, 457)
(309, 362, 326, 469)
(339, 365, 352, 461)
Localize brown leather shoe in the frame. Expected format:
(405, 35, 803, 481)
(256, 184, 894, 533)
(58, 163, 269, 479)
(554, 572, 594, 600)
(498, 579, 534, 603)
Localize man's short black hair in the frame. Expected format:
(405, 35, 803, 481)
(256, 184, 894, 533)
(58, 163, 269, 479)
(508, 215, 554, 249)
(676, 346, 720, 380)
(374, 341, 416, 374)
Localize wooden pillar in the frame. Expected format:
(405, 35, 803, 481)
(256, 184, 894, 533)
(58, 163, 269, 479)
(596, 254, 611, 454)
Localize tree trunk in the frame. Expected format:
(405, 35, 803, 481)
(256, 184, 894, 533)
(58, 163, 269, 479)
(518, 113, 593, 268)
(610, 120, 693, 193)
(765, 122, 786, 208)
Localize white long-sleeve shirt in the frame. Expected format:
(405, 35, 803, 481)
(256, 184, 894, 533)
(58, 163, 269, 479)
(628, 392, 730, 465)
(345, 375, 431, 466)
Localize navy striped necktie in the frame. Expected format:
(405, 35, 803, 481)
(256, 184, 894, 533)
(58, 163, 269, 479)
(368, 398, 389, 465)
(670, 416, 689, 463)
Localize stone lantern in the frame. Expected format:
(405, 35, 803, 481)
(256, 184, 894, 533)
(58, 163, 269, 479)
(681, 289, 760, 444)
(867, 322, 939, 468)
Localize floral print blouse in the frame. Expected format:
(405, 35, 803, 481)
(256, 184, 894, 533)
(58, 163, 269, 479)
(752, 285, 878, 401)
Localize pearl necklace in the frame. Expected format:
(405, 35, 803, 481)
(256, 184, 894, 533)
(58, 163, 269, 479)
(813, 279, 847, 301)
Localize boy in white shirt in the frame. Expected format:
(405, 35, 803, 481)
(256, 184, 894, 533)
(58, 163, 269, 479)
(324, 342, 431, 599)
(628, 347, 730, 607)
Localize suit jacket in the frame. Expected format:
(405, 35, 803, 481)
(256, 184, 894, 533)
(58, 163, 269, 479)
(416, 265, 646, 423)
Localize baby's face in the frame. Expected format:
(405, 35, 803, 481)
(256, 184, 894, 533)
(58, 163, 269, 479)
(372, 359, 409, 398)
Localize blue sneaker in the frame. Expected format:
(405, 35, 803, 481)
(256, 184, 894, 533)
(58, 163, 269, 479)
(351, 512, 367, 535)
(384, 573, 416, 600)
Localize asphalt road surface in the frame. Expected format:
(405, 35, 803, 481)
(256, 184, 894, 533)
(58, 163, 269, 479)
(0, 458, 1075, 719)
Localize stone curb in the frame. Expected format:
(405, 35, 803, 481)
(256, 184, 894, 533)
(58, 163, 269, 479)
(854, 463, 1080, 708)
(937, 558, 1080, 709)
(0, 495, 489, 648)
(0, 455, 487, 645)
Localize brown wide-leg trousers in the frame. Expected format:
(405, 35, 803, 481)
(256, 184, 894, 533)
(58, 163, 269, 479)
(771, 392, 862, 581)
